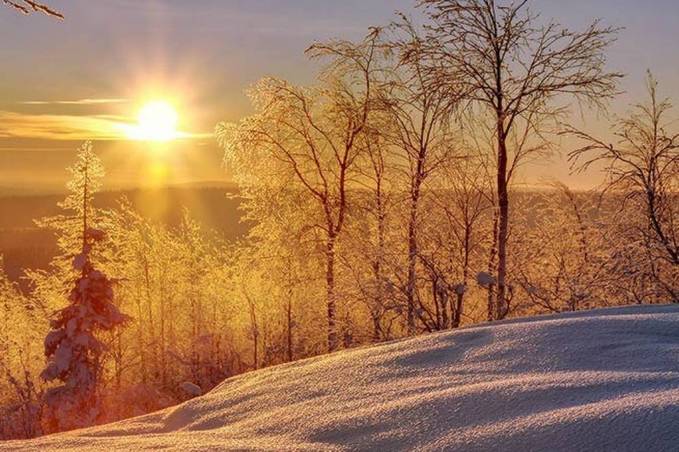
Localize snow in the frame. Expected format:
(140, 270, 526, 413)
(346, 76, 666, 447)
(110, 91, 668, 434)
(179, 382, 203, 398)
(476, 271, 496, 288)
(4, 304, 679, 451)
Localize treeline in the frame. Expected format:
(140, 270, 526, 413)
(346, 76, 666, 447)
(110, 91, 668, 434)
(1, 146, 245, 436)
(0, 185, 246, 289)
(1, 0, 677, 440)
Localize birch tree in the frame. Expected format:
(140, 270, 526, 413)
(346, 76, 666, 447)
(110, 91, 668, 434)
(380, 18, 460, 334)
(568, 73, 679, 301)
(219, 31, 380, 352)
(418, 0, 621, 319)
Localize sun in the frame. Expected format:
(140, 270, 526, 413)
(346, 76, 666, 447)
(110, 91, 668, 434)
(128, 100, 179, 141)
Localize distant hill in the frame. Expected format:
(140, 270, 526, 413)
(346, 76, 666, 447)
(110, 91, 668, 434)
(5, 304, 679, 451)
(0, 184, 248, 286)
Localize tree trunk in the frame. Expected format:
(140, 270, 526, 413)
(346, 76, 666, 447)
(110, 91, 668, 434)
(406, 177, 422, 335)
(158, 268, 167, 387)
(432, 276, 442, 329)
(371, 177, 386, 342)
(248, 298, 258, 369)
(496, 119, 510, 321)
(371, 312, 382, 342)
(286, 297, 293, 362)
(487, 211, 499, 321)
(135, 286, 147, 384)
(453, 226, 472, 328)
(326, 235, 338, 352)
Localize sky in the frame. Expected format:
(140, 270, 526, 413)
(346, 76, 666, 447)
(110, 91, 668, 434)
(1, 0, 679, 193)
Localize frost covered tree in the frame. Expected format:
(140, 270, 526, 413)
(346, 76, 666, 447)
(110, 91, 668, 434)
(29, 141, 107, 299)
(421, 154, 493, 328)
(417, 0, 622, 319)
(513, 185, 611, 313)
(379, 17, 461, 334)
(102, 199, 241, 408)
(39, 142, 128, 432)
(0, 258, 45, 439)
(41, 228, 127, 432)
(568, 73, 679, 301)
(218, 31, 380, 352)
(49, 141, 104, 257)
(346, 124, 402, 343)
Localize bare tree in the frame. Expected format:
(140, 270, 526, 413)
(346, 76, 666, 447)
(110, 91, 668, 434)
(380, 17, 460, 334)
(514, 184, 611, 313)
(418, 0, 622, 319)
(2, 0, 62, 18)
(219, 31, 380, 352)
(432, 156, 492, 327)
(348, 123, 399, 342)
(568, 73, 679, 301)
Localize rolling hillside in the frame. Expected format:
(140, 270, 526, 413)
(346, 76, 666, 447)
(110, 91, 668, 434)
(4, 305, 678, 451)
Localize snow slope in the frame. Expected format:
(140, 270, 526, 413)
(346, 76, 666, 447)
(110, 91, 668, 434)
(4, 305, 679, 451)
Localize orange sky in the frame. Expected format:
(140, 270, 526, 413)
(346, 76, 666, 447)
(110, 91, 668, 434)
(2, 0, 679, 194)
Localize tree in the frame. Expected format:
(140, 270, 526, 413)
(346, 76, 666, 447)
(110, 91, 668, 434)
(25, 142, 106, 316)
(40, 142, 128, 432)
(379, 18, 460, 334)
(0, 258, 45, 439)
(102, 199, 242, 410)
(513, 184, 611, 313)
(41, 228, 127, 432)
(218, 31, 380, 352)
(2, 0, 62, 18)
(568, 73, 679, 301)
(35, 141, 105, 275)
(424, 153, 493, 328)
(346, 125, 400, 342)
(418, 0, 622, 319)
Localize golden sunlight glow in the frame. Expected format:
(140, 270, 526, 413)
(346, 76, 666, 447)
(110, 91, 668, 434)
(127, 100, 179, 141)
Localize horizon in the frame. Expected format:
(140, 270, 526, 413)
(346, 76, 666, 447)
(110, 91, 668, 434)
(2, 0, 679, 192)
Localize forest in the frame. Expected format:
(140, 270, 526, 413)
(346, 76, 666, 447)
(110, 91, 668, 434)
(1, 0, 678, 440)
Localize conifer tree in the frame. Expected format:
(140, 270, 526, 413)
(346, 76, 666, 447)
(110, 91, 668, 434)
(40, 142, 128, 432)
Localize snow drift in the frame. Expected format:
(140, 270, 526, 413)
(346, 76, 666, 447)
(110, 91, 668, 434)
(4, 305, 679, 451)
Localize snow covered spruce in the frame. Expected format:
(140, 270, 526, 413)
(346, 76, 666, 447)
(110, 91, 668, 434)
(41, 227, 128, 432)
(33, 142, 130, 433)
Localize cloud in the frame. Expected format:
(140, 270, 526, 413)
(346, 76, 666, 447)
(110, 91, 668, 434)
(0, 111, 210, 141)
(0, 111, 127, 140)
(19, 98, 129, 106)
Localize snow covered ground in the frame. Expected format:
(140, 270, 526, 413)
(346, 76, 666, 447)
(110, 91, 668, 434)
(3, 304, 679, 451)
